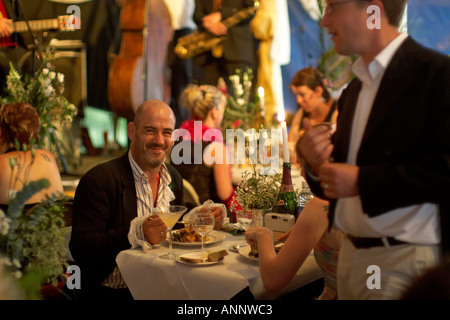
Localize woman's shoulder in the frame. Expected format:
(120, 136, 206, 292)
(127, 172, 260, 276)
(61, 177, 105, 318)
(0, 149, 56, 160)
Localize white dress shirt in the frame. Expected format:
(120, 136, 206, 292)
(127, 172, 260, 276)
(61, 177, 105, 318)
(103, 151, 175, 288)
(334, 32, 440, 245)
(163, 0, 196, 30)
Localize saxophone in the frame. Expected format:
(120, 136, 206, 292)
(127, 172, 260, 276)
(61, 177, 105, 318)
(174, 2, 259, 60)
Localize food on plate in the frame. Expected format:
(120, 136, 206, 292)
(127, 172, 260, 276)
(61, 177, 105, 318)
(172, 226, 211, 243)
(207, 249, 229, 262)
(178, 250, 229, 264)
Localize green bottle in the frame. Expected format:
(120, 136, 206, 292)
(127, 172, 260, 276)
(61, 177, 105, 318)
(274, 162, 298, 218)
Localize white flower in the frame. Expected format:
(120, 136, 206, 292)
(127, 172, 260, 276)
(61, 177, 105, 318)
(42, 68, 49, 75)
(49, 71, 56, 80)
(12, 259, 21, 269)
(0, 209, 11, 236)
(236, 84, 244, 97)
(57, 73, 65, 83)
(44, 86, 54, 97)
(229, 75, 240, 87)
(42, 78, 51, 88)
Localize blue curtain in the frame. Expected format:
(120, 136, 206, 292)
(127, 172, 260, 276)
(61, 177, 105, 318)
(281, 0, 332, 114)
(408, 0, 450, 56)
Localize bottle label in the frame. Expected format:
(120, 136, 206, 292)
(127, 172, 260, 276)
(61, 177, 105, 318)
(279, 184, 294, 193)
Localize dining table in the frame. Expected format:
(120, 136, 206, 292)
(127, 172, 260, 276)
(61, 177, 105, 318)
(116, 229, 323, 300)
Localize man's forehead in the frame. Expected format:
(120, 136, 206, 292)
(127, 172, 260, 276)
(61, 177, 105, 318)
(138, 102, 175, 127)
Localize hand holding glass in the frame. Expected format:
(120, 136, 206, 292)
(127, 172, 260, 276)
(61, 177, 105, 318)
(155, 205, 187, 260)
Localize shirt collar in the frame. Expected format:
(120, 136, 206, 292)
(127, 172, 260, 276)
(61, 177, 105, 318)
(352, 32, 409, 85)
(128, 150, 172, 187)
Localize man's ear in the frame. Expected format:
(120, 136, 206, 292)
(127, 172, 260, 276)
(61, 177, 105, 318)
(127, 122, 135, 141)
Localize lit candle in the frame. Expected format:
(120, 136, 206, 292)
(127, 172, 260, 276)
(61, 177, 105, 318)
(281, 121, 289, 162)
(258, 86, 265, 118)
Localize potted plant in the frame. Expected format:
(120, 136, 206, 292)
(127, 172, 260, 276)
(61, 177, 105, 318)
(231, 161, 282, 226)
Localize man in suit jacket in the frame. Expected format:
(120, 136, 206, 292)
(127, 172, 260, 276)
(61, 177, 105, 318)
(69, 100, 184, 299)
(297, 0, 449, 299)
(192, 0, 258, 87)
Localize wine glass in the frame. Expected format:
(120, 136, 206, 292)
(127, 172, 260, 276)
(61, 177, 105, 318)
(237, 210, 254, 232)
(192, 211, 215, 253)
(155, 205, 187, 260)
(234, 211, 254, 249)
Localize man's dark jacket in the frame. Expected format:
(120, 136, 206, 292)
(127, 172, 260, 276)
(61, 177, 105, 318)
(69, 152, 184, 289)
(307, 37, 450, 256)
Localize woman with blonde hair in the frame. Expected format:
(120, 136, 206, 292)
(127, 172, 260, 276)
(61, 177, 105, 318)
(0, 103, 63, 208)
(171, 84, 237, 212)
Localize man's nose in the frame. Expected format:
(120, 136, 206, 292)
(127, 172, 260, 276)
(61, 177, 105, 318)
(153, 131, 164, 144)
(320, 12, 330, 28)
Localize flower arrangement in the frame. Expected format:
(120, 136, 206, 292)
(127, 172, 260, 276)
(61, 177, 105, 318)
(220, 67, 261, 132)
(0, 150, 69, 299)
(1, 60, 79, 171)
(231, 162, 281, 214)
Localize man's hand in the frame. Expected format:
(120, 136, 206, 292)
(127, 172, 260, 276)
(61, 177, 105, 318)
(202, 12, 227, 36)
(143, 214, 168, 245)
(199, 205, 224, 230)
(296, 118, 334, 174)
(318, 162, 359, 198)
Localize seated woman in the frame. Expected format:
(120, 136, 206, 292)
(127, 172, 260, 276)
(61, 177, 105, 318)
(0, 103, 63, 209)
(171, 84, 237, 212)
(287, 67, 338, 165)
(245, 196, 343, 299)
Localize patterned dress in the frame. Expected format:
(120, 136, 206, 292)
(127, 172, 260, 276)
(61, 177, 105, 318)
(313, 241, 340, 300)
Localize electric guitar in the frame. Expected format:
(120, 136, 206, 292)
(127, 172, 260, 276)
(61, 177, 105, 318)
(11, 15, 77, 34)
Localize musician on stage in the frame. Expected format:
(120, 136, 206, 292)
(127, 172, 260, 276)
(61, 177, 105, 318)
(0, 0, 32, 95)
(192, 0, 258, 89)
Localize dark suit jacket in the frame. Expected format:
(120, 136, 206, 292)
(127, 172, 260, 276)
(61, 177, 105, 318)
(193, 0, 257, 65)
(307, 37, 450, 255)
(69, 152, 184, 289)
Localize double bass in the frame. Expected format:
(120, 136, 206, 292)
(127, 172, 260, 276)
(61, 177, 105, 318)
(108, 0, 148, 120)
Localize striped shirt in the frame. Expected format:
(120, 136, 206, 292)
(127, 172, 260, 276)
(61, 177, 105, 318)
(103, 151, 174, 289)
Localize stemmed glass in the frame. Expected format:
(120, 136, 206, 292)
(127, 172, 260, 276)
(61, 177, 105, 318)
(237, 210, 254, 232)
(192, 211, 215, 253)
(155, 205, 187, 260)
(235, 210, 254, 249)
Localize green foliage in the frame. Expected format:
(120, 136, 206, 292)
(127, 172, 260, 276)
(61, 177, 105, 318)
(1, 56, 80, 170)
(0, 179, 69, 299)
(231, 165, 281, 213)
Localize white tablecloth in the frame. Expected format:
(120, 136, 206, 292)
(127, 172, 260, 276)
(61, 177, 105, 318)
(116, 231, 323, 300)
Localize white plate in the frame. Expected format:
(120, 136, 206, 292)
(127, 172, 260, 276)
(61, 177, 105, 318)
(228, 243, 247, 252)
(238, 245, 259, 262)
(171, 230, 225, 246)
(175, 251, 222, 266)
